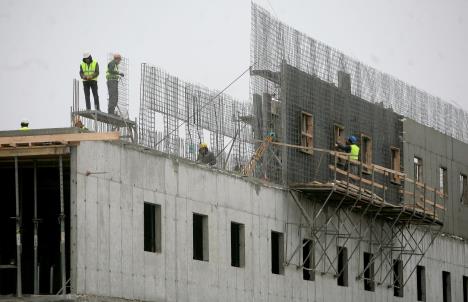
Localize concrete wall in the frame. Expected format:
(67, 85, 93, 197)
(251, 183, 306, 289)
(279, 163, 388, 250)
(279, 63, 403, 204)
(73, 141, 468, 302)
(403, 119, 468, 238)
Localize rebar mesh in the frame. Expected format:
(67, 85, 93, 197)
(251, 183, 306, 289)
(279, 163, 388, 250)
(138, 63, 253, 171)
(251, 3, 468, 144)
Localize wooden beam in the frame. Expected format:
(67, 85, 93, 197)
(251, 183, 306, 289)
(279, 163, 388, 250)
(0, 131, 119, 146)
(329, 165, 385, 190)
(0, 146, 70, 157)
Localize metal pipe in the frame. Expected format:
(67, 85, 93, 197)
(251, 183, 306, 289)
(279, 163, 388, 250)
(33, 161, 39, 294)
(59, 156, 66, 296)
(15, 156, 22, 297)
(49, 266, 54, 294)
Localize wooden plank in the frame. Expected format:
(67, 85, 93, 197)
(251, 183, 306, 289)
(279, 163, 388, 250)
(0, 146, 70, 157)
(403, 178, 443, 196)
(0, 131, 120, 145)
(329, 165, 385, 190)
(335, 154, 406, 177)
(401, 191, 445, 210)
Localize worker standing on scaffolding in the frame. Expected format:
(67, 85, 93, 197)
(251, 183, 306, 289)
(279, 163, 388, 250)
(335, 135, 360, 174)
(106, 53, 124, 115)
(197, 143, 216, 166)
(80, 53, 100, 111)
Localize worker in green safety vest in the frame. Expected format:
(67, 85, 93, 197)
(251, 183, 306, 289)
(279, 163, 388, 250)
(79, 52, 100, 111)
(335, 135, 360, 174)
(106, 53, 124, 115)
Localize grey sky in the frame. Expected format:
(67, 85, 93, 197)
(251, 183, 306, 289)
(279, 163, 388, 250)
(0, 0, 467, 130)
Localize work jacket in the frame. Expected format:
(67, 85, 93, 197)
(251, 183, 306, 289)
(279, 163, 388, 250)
(106, 60, 121, 81)
(80, 60, 99, 81)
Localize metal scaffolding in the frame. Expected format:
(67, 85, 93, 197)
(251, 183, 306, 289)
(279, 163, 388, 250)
(283, 149, 445, 290)
(71, 54, 136, 142)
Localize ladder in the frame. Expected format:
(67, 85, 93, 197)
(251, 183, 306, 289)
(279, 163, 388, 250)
(242, 134, 273, 176)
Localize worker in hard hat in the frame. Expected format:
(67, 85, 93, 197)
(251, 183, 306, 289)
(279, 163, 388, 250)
(80, 52, 100, 111)
(106, 53, 125, 115)
(19, 118, 30, 131)
(335, 135, 360, 161)
(197, 143, 216, 166)
(335, 135, 360, 174)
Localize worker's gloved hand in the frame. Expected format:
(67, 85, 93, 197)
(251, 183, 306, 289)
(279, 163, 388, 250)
(120, 73, 124, 77)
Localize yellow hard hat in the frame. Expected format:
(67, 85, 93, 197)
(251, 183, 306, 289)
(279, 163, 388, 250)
(199, 143, 208, 149)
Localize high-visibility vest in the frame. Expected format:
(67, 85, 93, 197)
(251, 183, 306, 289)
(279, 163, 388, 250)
(106, 61, 119, 80)
(350, 144, 360, 161)
(20, 126, 30, 131)
(81, 60, 98, 81)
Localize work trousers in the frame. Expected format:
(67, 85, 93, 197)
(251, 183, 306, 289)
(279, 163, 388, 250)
(107, 80, 119, 114)
(83, 80, 100, 110)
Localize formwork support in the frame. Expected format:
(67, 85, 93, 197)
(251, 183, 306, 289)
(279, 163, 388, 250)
(33, 161, 39, 294)
(14, 156, 22, 297)
(59, 155, 66, 296)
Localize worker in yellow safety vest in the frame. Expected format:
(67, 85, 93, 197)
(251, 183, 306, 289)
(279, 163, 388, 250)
(79, 52, 100, 111)
(106, 53, 124, 115)
(19, 118, 30, 130)
(335, 135, 360, 175)
(335, 135, 360, 160)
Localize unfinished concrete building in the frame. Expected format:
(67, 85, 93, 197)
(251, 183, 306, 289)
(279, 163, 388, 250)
(1, 4, 468, 302)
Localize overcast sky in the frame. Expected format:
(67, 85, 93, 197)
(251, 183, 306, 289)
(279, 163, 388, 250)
(0, 0, 467, 130)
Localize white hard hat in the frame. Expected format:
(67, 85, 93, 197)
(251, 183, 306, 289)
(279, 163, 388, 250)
(21, 118, 29, 124)
(113, 53, 122, 59)
(83, 52, 91, 59)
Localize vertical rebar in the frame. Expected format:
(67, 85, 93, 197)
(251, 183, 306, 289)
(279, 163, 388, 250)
(33, 160, 39, 294)
(59, 156, 66, 296)
(14, 156, 22, 297)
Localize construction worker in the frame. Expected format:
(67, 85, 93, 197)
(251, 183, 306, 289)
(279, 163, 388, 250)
(197, 143, 216, 166)
(74, 118, 87, 130)
(336, 135, 360, 160)
(80, 53, 100, 111)
(335, 135, 360, 174)
(19, 118, 30, 130)
(106, 53, 124, 115)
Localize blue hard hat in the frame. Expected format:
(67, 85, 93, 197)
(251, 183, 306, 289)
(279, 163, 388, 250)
(347, 135, 357, 144)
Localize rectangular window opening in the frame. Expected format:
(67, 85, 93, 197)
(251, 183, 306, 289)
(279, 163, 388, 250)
(302, 239, 315, 281)
(442, 271, 451, 302)
(300, 112, 313, 154)
(334, 124, 345, 146)
(463, 275, 468, 302)
(460, 174, 468, 204)
(363, 252, 375, 291)
(271, 231, 284, 275)
(231, 222, 245, 268)
(193, 213, 209, 261)
(337, 246, 348, 286)
(361, 135, 372, 173)
(416, 265, 426, 301)
(391, 147, 401, 183)
(440, 167, 448, 197)
(393, 259, 404, 297)
(144, 202, 161, 253)
(414, 157, 423, 182)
